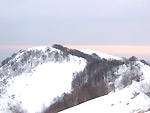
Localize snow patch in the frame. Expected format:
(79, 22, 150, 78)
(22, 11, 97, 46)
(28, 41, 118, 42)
(60, 82, 150, 113)
(80, 49, 121, 60)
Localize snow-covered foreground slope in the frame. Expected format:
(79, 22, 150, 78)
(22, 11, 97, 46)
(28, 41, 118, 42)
(0, 46, 86, 113)
(60, 63, 150, 113)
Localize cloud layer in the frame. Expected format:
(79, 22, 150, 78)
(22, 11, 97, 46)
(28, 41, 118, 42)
(0, 0, 150, 45)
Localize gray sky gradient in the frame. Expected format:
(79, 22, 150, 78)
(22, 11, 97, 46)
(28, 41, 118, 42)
(0, 0, 150, 45)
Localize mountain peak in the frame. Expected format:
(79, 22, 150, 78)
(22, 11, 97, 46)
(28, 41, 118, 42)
(0, 45, 87, 113)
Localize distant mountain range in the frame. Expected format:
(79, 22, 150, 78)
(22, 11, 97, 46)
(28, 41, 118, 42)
(0, 44, 150, 113)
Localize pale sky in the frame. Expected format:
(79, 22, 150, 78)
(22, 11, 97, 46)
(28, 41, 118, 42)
(0, 0, 150, 45)
(0, 0, 150, 61)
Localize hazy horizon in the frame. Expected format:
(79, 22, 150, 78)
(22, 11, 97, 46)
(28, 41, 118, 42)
(0, 45, 150, 64)
(0, 0, 150, 62)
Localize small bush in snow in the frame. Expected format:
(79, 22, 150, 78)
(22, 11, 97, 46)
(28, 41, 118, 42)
(139, 82, 150, 98)
(131, 91, 140, 99)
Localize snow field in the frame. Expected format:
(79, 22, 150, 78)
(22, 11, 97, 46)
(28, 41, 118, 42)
(0, 55, 86, 113)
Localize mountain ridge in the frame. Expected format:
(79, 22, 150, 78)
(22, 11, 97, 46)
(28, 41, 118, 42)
(0, 44, 150, 113)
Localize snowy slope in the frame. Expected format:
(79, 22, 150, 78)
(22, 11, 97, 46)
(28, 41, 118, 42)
(0, 46, 87, 113)
(60, 62, 150, 113)
(80, 49, 121, 60)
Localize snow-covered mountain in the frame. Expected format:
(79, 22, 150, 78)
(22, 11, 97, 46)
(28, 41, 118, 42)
(0, 45, 86, 113)
(0, 44, 150, 113)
